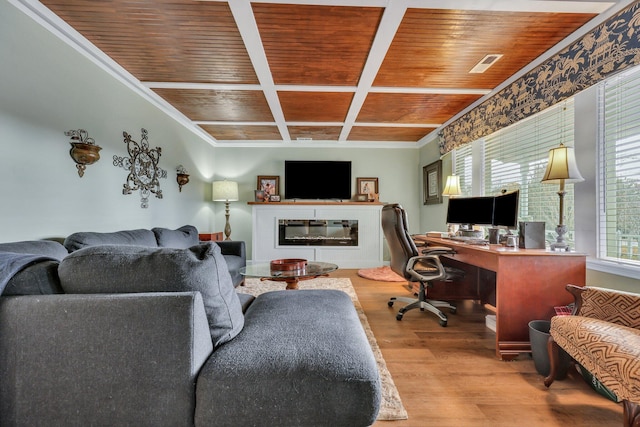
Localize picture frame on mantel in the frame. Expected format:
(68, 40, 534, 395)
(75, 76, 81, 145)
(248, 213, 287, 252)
(423, 160, 443, 205)
(356, 177, 378, 196)
(257, 175, 279, 197)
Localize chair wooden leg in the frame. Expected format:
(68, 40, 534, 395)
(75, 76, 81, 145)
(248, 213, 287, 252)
(544, 335, 559, 387)
(623, 400, 640, 427)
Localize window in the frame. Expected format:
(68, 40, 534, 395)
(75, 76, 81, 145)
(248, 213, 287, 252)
(452, 142, 473, 197)
(599, 68, 640, 265)
(483, 100, 576, 245)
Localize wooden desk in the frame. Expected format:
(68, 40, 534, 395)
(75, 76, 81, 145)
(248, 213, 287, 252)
(415, 236, 586, 360)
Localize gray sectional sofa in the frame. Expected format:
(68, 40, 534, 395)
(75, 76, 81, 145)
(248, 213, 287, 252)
(0, 226, 381, 426)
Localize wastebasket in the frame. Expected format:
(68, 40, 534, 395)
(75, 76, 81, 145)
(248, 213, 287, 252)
(528, 320, 570, 378)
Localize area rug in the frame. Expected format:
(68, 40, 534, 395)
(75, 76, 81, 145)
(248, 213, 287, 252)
(357, 265, 406, 282)
(239, 277, 409, 421)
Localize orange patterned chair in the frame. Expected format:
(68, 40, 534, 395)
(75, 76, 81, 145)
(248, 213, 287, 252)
(544, 285, 640, 427)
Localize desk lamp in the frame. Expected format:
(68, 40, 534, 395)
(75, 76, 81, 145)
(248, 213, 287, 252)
(541, 144, 584, 250)
(442, 175, 462, 197)
(212, 180, 239, 240)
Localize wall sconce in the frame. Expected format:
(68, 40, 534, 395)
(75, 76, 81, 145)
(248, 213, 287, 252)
(541, 143, 584, 251)
(212, 180, 239, 240)
(442, 175, 461, 197)
(65, 129, 101, 177)
(176, 165, 190, 192)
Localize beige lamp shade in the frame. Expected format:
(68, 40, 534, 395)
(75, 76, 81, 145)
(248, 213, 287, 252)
(442, 175, 462, 197)
(541, 144, 584, 184)
(212, 180, 239, 201)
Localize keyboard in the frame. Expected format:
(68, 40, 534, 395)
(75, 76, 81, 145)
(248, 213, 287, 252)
(446, 236, 489, 245)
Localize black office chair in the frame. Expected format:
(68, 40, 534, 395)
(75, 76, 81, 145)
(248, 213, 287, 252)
(381, 203, 460, 327)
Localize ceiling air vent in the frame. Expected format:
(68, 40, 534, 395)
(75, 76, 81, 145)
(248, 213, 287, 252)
(469, 54, 503, 74)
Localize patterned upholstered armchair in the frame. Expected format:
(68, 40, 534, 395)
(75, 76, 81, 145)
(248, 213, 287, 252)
(544, 285, 640, 427)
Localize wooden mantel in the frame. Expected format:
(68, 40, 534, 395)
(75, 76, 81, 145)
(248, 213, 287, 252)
(248, 201, 384, 206)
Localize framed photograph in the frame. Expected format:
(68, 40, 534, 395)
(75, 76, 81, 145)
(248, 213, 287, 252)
(254, 190, 265, 202)
(354, 194, 368, 202)
(257, 175, 280, 197)
(356, 177, 378, 195)
(269, 195, 281, 202)
(423, 160, 443, 205)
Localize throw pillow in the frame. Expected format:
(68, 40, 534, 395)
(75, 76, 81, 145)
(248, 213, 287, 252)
(152, 225, 199, 248)
(58, 243, 244, 348)
(63, 229, 158, 253)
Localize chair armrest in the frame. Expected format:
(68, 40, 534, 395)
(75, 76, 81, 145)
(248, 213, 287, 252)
(0, 292, 213, 426)
(215, 240, 246, 259)
(406, 254, 446, 282)
(421, 246, 456, 256)
(568, 284, 640, 329)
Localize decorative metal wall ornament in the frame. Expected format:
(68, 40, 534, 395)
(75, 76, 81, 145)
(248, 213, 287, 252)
(65, 129, 101, 177)
(439, 1, 640, 154)
(176, 165, 190, 192)
(113, 128, 166, 208)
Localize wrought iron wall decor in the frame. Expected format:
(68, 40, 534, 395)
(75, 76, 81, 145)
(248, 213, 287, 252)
(439, 1, 640, 154)
(113, 128, 166, 208)
(65, 129, 101, 177)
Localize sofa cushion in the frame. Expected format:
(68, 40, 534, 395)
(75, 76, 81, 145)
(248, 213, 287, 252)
(63, 229, 158, 253)
(152, 225, 199, 249)
(58, 243, 244, 348)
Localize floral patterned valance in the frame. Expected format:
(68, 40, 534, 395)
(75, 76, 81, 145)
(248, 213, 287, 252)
(439, 0, 640, 155)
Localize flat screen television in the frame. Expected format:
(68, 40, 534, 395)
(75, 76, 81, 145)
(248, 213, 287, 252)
(284, 160, 352, 200)
(445, 196, 494, 226)
(492, 190, 520, 228)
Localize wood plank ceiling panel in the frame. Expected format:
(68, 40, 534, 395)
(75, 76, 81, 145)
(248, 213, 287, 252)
(40, 0, 258, 84)
(348, 127, 437, 142)
(279, 92, 354, 122)
(288, 126, 343, 141)
(357, 93, 483, 124)
(152, 89, 274, 122)
(253, 4, 383, 85)
(200, 125, 282, 141)
(375, 9, 597, 88)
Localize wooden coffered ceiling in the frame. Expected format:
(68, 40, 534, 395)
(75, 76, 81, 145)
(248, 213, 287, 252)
(24, 0, 620, 146)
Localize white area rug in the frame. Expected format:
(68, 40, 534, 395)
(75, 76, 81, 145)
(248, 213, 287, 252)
(240, 277, 409, 421)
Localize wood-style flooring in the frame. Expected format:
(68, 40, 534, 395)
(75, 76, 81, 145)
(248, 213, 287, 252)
(331, 269, 623, 427)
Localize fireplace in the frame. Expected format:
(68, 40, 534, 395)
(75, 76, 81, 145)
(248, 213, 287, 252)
(278, 219, 358, 247)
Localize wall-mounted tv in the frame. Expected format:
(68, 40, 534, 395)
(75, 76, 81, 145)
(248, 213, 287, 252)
(284, 160, 352, 200)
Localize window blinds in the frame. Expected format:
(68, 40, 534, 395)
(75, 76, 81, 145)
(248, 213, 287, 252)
(600, 67, 640, 264)
(483, 100, 576, 242)
(453, 142, 473, 197)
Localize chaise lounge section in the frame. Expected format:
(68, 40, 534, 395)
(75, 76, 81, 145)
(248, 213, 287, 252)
(0, 231, 381, 426)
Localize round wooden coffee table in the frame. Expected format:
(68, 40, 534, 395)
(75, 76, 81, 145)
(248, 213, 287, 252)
(240, 261, 338, 290)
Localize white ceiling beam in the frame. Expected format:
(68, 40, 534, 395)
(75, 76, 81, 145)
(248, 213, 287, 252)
(228, 0, 290, 142)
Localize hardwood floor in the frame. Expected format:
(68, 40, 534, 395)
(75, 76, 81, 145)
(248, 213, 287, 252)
(331, 269, 623, 427)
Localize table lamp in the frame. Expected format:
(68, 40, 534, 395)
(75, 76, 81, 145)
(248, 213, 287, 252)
(212, 180, 239, 240)
(442, 175, 462, 197)
(541, 143, 584, 250)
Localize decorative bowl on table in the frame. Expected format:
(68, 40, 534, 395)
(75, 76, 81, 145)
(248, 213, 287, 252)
(270, 258, 307, 273)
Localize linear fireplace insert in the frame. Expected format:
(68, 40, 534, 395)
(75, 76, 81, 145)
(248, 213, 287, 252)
(278, 219, 358, 247)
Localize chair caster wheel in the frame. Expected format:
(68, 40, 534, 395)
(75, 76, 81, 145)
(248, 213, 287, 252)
(388, 301, 394, 307)
(450, 307, 457, 314)
(396, 313, 403, 321)
(439, 319, 448, 327)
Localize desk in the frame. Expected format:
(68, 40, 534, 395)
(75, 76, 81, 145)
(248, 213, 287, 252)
(414, 236, 586, 360)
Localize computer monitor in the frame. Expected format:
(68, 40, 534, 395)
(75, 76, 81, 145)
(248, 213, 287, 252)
(445, 196, 494, 227)
(492, 190, 520, 229)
